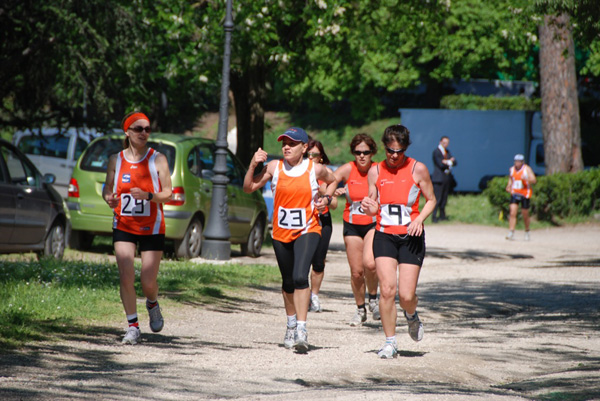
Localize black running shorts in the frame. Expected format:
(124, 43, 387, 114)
(372, 230, 425, 267)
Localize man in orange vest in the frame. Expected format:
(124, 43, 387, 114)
(505, 154, 537, 241)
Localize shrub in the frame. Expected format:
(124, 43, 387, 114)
(440, 94, 541, 111)
(483, 169, 600, 222)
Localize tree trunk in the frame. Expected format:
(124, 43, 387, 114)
(230, 64, 267, 167)
(539, 13, 583, 174)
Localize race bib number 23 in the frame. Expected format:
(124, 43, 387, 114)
(120, 193, 150, 217)
(277, 206, 306, 229)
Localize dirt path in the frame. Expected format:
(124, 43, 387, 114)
(1, 223, 599, 400)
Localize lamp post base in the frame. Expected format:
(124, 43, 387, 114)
(201, 239, 231, 260)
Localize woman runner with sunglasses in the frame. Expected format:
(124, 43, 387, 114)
(361, 125, 436, 358)
(244, 127, 336, 353)
(332, 134, 380, 326)
(304, 139, 338, 313)
(103, 111, 173, 345)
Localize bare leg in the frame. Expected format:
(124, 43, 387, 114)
(310, 270, 325, 295)
(376, 256, 399, 337)
(522, 208, 531, 231)
(294, 288, 311, 321)
(362, 229, 378, 296)
(397, 263, 421, 315)
(344, 236, 366, 306)
(140, 250, 162, 301)
(508, 203, 519, 231)
(282, 290, 295, 316)
(115, 241, 138, 315)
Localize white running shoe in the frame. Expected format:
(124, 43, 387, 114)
(294, 326, 309, 353)
(308, 295, 322, 312)
(378, 341, 398, 359)
(147, 302, 164, 333)
(524, 232, 530, 241)
(506, 231, 514, 240)
(284, 326, 296, 349)
(122, 326, 141, 345)
(369, 298, 381, 320)
(404, 310, 424, 342)
(349, 307, 367, 327)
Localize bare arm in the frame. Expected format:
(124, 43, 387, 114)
(243, 148, 275, 193)
(408, 161, 436, 236)
(526, 166, 537, 185)
(102, 154, 119, 209)
(360, 164, 379, 216)
(129, 153, 172, 203)
(314, 164, 337, 211)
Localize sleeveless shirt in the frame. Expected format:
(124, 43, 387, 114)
(509, 164, 532, 199)
(375, 158, 421, 235)
(271, 158, 321, 243)
(343, 161, 376, 225)
(112, 147, 165, 235)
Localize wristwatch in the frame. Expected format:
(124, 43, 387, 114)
(323, 195, 332, 205)
(147, 192, 153, 201)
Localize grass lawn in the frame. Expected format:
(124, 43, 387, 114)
(0, 256, 279, 350)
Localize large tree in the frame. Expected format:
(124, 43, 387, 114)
(0, 0, 217, 133)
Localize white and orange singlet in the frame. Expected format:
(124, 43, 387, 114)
(509, 164, 532, 199)
(375, 158, 422, 235)
(112, 147, 165, 235)
(343, 161, 376, 225)
(271, 158, 321, 243)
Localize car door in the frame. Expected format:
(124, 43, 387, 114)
(2, 145, 52, 245)
(0, 146, 16, 243)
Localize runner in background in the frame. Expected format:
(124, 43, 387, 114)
(103, 111, 173, 345)
(505, 154, 537, 241)
(243, 127, 336, 353)
(332, 134, 380, 326)
(361, 125, 436, 358)
(305, 140, 338, 313)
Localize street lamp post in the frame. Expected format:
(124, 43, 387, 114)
(201, 0, 233, 260)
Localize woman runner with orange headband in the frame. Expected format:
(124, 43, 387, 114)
(103, 111, 173, 345)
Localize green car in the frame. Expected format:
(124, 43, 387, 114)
(67, 133, 267, 258)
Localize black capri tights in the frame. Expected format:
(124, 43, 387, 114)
(312, 212, 332, 273)
(273, 232, 321, 294)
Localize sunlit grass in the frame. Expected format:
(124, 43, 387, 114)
(0, 257, 279, 349)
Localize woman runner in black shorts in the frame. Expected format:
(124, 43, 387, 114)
(103, 111, 173, 345)
(332, 134, 380, 326)
(361, 125, 436, 358)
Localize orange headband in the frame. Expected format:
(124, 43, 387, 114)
(123, 113, 150, 133)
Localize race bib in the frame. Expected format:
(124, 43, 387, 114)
(120, 193, 150, 217)
(512, 180, 524, 190)
(380, 204, 411, 226)
(277, 206, 306, 229)
(349, 201, 366, 216)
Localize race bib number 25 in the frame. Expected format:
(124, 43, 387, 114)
(380, 204, 411, 226)
(120, 193, 150, 217)
(277, 206, 306, 229)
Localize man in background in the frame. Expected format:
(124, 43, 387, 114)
(431, 136, 456, 223)
(505, 154, 536, 241)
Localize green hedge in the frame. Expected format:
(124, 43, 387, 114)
(483, 169, 600, 222)
(440, 94, 541, 111)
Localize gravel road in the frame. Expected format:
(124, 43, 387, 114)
(1, 222, 599, 400)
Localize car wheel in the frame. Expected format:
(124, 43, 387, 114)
(174, 218, 203, 259)
(38, 223, 66, 260)
(70, 230, 94, 250)
(241, 218, 264, 258)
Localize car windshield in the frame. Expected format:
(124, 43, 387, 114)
(80, 138, 176, 173)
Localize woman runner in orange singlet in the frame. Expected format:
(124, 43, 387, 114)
(103, 111, 173, 345)
(244, 128, 336, 353)
(361, 125, 436, 359)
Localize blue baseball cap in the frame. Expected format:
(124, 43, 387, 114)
(277, 127, 309, 144)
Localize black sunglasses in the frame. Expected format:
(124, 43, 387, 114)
(353, 150, 372, 156)
(129, 126, 152, 133)
(385, 146, 405, 155)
